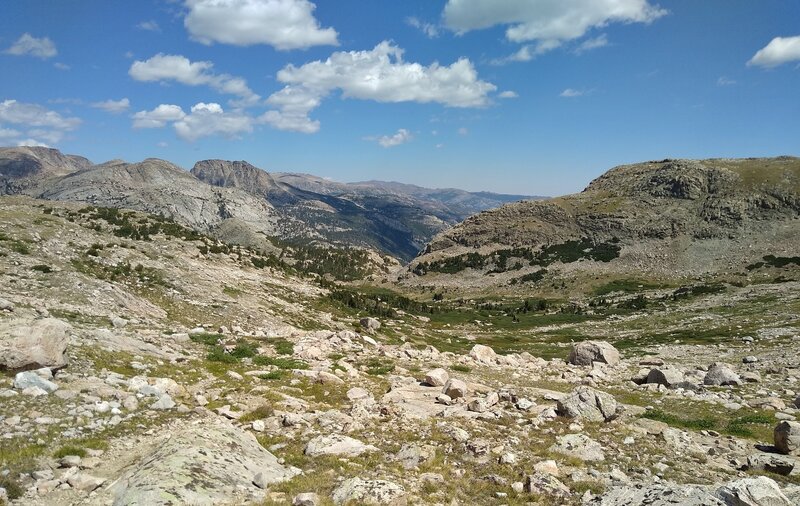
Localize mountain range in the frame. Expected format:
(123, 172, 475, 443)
(0, 146, 541, 261)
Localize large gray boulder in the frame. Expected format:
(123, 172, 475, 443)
(556, 386, 619, 422)
(646, 367, 687, 388)
(704, 363, 742, 386)
(111, 420, 300, 505)
(549, 433, 605, 462)
(0, 318, 71, 371)
(586, 483, 722, 505)
(774, 421, 800, 456)
(423, 368, 448, 387)
(568, 340, 620, 366)
(715, 476, 792, 505)
(332, 477, 406, 505)
(13, 370, 58, 393)
(469, 344, 497, 364)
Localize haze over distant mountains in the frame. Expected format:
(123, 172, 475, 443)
(0, 146, 543, 261)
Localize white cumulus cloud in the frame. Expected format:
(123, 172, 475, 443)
(261, 41, 496, 133)
(498, 91, 518, 98)
(174, 102, 254, 141)
(444, 0, 665, 58)
(129, 53, 260, 105)
(91, 98, 131, 114)
(0, 99, 80, 145)
(184, 0, 338, 50)
(574, 34, 609, 54)
(370, 128, 413, 148)
(4, 33, 57, 59)
(132, 104, 187, 129)
(748, 36, 800, 68)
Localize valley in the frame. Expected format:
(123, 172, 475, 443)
(0, 153, 798, 505)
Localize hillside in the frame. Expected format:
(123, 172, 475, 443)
(1, 196, 799, 505)
(403, 157, 800, 293)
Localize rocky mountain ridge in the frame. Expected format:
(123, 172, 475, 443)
(404, 157, 800, 293)
(0, 147, 538, 262)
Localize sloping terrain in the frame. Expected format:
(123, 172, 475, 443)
(403, 157, 800, 294)
(1, 196, 799, 506)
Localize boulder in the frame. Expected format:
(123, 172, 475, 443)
(556, 386, 619, 422)
(587, 483, 722, 505)
(568, 340, 620, 366)
(774, 421, 800, 456)
(0, 318, 71, 371)
(13, 371, 58, 393)
(111, 420, 300, 505)
(442, 378, 468, 399)
(746, 454, 796, 476)
(359, 318, 381, 331)
(67, 473, 106, 492)
(0, 298, 13, 311)
(715, 476, 792, 506)
(523, 473, 571, 499)
(293, 493, 321, 506)
(646, 367, 686, 388)
(704, 363, 742, 386)
(332, 478, 406, 505)
(395, 444, 435, 470)
(549, 433, 605, 462)
(469, 344, 497, 364)
(423, 368, 449, 387)
(304, 435, 378, 457)
(467, 392, 500, 413)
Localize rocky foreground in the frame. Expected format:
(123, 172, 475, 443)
(1, 196, 799, 505)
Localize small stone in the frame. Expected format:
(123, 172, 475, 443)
(226, 370, 244, 381)
(743, 356, 758, 364)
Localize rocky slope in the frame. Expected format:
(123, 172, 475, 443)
(193, 159, 539, 261)
(1, 196, 799, 505)
(0, 147, 91, 194)
(404, 157, 800, 292)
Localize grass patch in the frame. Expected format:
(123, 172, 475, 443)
(239, 404, 274, 423)
(207, 346, 238, 363)
(189, 332, 223, 346)
(53, 445, 87, 459)
(362, 358, 395, 376)
(641, 408, 775, 440)
(258, 371, 285, 380)
(451, 364, 472, 373)
(272, 338, 294, 356)
(253, 355, 308, 370)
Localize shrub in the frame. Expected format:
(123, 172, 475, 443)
(31, 264, 52, 273)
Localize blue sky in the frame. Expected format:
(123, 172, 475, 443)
(1, 0, 798, 196)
